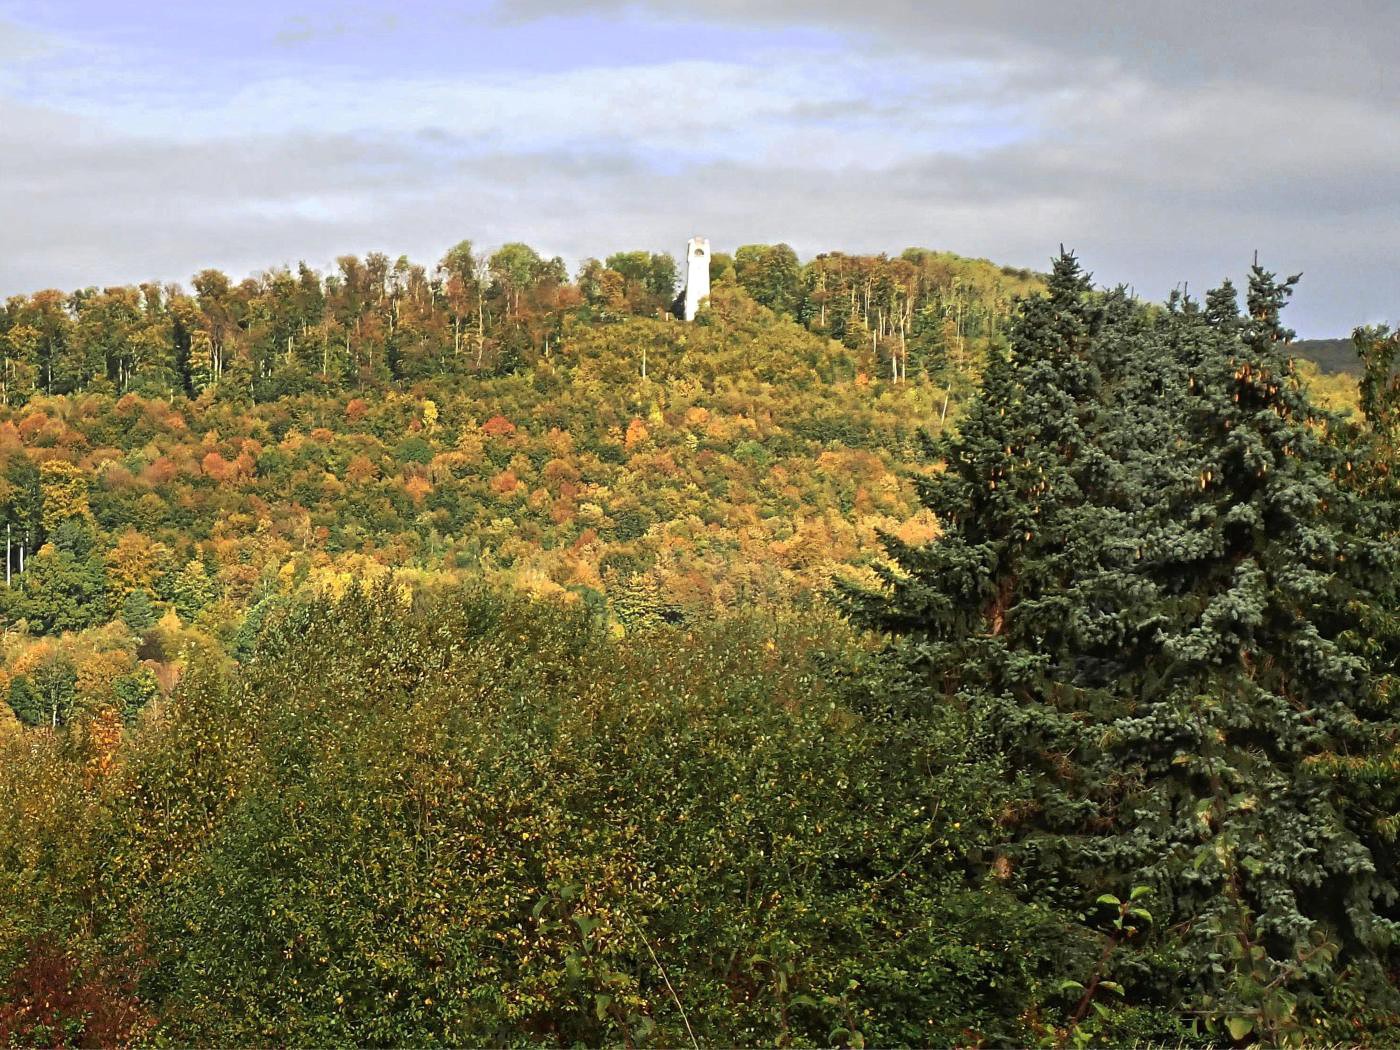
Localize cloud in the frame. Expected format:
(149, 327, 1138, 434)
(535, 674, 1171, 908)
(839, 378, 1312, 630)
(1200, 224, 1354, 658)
(273, 8, 400, 47)
(16, 46, 1031, 172)
(0, 1, 1393, 336)
(0, 15, 54, 62)
(500, 0, 1399, 100)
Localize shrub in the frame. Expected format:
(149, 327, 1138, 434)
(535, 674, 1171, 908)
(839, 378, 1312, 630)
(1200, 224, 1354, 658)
(0, 587, 1076, 1045)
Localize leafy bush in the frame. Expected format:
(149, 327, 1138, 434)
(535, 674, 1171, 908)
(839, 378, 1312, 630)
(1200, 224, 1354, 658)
(0, 587, 1077, 1045)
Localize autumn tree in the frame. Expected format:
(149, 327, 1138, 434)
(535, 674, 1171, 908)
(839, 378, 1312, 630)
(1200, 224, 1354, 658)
(734, 243, 801, 316)
(438, 239, 482, 360)
(39, 460, 90, 536)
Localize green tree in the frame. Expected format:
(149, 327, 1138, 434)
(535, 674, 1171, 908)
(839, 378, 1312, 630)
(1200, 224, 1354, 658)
(6, 674, 44, 726)
(8, 546, 109, 633)
(438, 239, 482, 360)
(850, 254, 1400, 1041)
(1355, 324, 1400, 435)
(172, 559, 215, 623)
(489, 242, 546, 319)
(734, 243, 801, 316)
(603, 251, 678, 312)
(49, 517, 95, 559)
(9, 656, 77, 728)
(120, 587, 158, 632)
(77, 587, 1067, 1046)
(112, 666, 161, 724)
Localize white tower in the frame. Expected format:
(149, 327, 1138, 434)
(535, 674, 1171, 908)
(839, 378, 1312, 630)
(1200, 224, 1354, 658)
(682, 237, 710, 321)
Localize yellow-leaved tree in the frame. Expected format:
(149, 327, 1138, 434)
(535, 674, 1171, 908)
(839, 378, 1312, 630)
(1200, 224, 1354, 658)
(38, 459, 91, 534)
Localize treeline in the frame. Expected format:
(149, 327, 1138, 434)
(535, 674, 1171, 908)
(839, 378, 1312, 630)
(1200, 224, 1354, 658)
(1291, 337, 1360, 374)
(0, 242, 1040, 402)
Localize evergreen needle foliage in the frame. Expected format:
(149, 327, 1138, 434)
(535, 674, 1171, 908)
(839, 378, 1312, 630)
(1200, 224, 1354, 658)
(847, 252, 1400, 1043)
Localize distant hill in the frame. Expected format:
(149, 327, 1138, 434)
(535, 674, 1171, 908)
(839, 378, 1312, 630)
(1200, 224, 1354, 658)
(1292, 337, 1359, 375)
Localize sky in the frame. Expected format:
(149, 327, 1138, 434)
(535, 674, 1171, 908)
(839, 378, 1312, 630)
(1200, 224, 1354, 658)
(0, 0, 1395, 337)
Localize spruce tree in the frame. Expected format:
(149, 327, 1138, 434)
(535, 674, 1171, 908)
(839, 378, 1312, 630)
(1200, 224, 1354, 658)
(1109, 266, 1400, 1038)
(850, 254, 1400, 1041)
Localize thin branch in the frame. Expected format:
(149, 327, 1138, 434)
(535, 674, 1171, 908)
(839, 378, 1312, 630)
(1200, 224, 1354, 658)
(624, 911, 699, 1050)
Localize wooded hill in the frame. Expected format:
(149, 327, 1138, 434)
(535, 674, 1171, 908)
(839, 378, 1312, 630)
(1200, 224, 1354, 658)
(0, 246, 1040, 736)
(0, 246, 1395, 1046)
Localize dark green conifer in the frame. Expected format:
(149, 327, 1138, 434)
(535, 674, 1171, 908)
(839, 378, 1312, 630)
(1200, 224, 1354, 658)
(851, 253, 1400, 1040)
